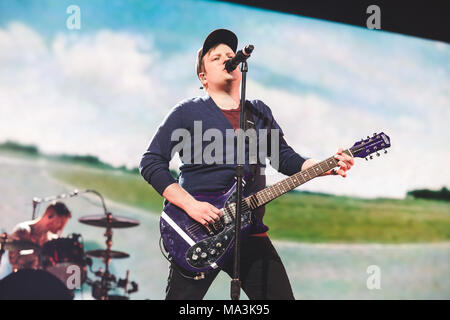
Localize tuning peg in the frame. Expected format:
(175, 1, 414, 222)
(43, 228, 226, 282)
(367, 136, 370, 139)
(384, 149, 387, 154)
(365, 157, 368, 161)
(373, 133, 377, 137)
(370, 155, 373, 159)
(376, 152, 380, 157)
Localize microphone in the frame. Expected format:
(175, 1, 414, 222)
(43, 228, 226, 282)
(225, 45, 254, 72)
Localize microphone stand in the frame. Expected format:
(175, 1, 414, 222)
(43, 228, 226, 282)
(30, 189, 108, 219)
(31, 191, 80, 220)
(230, 59, 249, 301)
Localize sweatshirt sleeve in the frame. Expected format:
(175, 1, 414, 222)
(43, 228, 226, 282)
(262, 101, 309, 176)
(139, 104, 184, 195)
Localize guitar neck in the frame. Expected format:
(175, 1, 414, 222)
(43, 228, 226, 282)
(244, 149, 353, 210)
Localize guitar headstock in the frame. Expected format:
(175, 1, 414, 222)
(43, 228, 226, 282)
(350, 132, 391, 160)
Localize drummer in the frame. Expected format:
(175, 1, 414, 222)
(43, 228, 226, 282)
(8, 202, 72, 272)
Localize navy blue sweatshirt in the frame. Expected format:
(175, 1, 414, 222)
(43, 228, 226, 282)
(139, 94, 308, 233)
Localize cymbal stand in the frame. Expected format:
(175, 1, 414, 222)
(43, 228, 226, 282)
(80, 189, 113, 299)
(72, 189, 139, 299)
(97, 212, 115, 299)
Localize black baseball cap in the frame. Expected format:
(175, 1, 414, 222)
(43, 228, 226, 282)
(196, 28, 238, 77)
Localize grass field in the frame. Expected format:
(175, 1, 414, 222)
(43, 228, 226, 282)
(49, 165, 450, 243)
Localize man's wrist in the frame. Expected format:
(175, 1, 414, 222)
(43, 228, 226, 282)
(181, 193, 198, 212)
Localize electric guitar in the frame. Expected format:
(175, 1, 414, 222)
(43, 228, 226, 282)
(160, 132, 391, 273)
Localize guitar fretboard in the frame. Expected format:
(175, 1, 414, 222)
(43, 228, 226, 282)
(243, 149, 353, 210)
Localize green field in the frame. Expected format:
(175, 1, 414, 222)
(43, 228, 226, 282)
(48, 164, 450, 243)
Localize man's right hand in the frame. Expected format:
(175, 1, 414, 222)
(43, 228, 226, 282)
(185, 200, 223, 226)
(162, 183, 223, 227)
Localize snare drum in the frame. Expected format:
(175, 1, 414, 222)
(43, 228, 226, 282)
(40, 233, 87, 288)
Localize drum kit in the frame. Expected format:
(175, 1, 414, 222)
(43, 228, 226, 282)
(0, 189, 141, 300)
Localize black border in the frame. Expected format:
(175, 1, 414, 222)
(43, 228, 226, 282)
(220, 0, 450, 43)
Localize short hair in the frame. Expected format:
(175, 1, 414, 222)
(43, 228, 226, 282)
(196, 43, 222, 79)
(47, 202, 71, 218)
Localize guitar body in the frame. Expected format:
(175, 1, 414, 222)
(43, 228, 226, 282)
(160, 181, 253, 273)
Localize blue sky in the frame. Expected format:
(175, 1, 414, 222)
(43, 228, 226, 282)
(0, 0, 449, 198)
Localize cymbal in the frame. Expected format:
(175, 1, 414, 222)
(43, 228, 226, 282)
(86, 249, 130, 259)
(0, 239, 41, 251)
(78, 214, 140, 228)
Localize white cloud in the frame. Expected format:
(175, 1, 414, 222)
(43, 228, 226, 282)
(0, 22, 172, 168)
(0, 22, 47, 62)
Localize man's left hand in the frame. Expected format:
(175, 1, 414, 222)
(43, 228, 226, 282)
(328, 147, 354, 178)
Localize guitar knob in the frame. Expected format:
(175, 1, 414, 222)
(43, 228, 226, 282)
(195, 247, 202, 253)
(209, 249, 216, 255)
(216, 242, 222, 248)
(200, 252, 207, 259)
(192, 254, 198, 261)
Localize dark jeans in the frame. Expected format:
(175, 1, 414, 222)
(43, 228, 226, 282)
(165, 236, 295, 300)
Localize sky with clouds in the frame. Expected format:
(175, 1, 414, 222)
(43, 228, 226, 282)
(0, 0, 449, 198)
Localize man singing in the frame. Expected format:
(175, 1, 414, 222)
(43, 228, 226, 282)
(140, 29, 354, 300)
